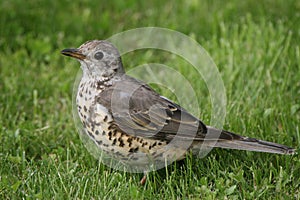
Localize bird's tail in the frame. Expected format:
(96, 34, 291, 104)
(203, 126, 295, 155)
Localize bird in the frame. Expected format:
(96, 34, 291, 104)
(61, 40, 295, 184)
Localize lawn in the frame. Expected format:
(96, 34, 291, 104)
(0, 0, 299, 199)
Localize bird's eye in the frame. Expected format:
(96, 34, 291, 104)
(94, 51, 104, 60)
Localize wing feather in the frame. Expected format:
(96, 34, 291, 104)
(95, 76, 207, 142)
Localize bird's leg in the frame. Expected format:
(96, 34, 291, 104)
(140, 172, 147, 185)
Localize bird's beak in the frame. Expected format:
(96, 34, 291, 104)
(61, 48, 86, 60)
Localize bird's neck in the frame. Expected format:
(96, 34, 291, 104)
(76, 75, 111, 112)
(80, 74, 114, 92)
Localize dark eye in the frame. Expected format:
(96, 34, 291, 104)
(94, 51, 104, 60)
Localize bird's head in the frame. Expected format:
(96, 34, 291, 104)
(61, 40, 124, 78)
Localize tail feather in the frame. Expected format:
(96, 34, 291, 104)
(204, 126, 295, 155)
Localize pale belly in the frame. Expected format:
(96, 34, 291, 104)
(76, 80, 187, 171)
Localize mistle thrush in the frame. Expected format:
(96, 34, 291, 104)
(61, 40, 295, 183)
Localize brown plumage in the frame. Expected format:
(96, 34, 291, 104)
(61, 40, 295, 183)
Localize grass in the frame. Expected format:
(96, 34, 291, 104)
(0, 0, 300, 199)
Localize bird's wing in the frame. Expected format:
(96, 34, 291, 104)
(95, 76, 207, 142)
(94, 76, 296, 155)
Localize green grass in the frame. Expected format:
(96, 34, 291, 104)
(1, 0, 300, 199)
